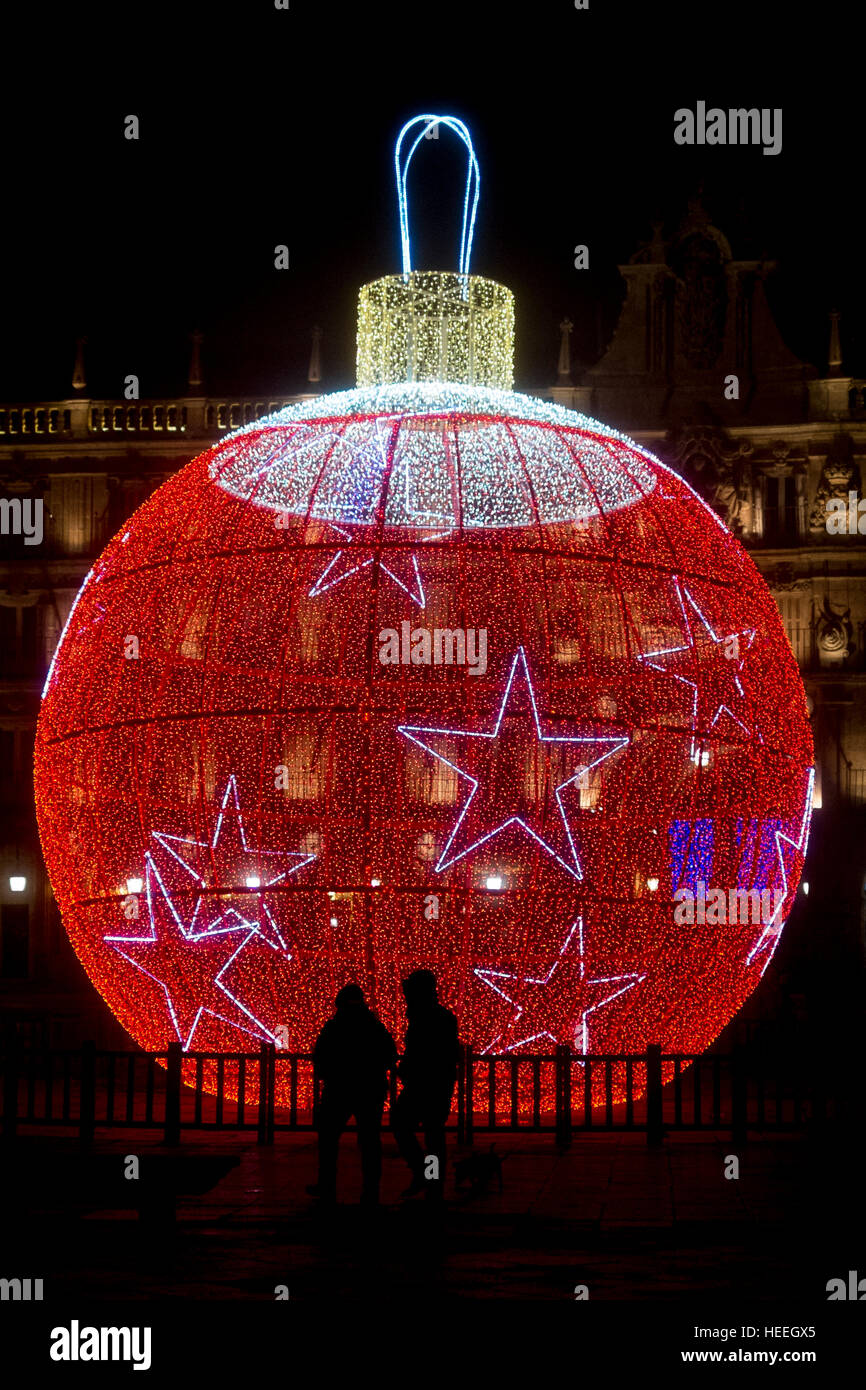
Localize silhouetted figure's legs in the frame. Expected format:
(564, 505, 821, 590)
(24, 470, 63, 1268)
(393, 1088, 452, 1199)
(392, 1089, 425, 1187)
(422, 1093, 452, 1202)
(316, 1094, 352, 1203)
(394, 969, 460, 1200)
(355, 1101, 385, 1205)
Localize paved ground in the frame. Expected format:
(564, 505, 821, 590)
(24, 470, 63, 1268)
(3, 1125, 861, 1304)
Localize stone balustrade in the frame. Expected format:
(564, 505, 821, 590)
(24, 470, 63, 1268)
(0, 395, 314, 442)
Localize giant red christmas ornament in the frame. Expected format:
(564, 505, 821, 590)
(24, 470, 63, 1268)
(34, 117, 812, 1105)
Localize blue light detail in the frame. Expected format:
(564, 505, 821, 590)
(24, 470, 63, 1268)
(734, 816, 782, 893)
(394, 114, 481, 290)
(669, 818, 714, 894)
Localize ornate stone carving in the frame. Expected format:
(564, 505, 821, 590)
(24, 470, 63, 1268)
(667, 426, 753, 535)
(808, 435, 861, 530)
(673, 238, 727, 368)
(815, 597, 853, 663)
(629, 221, 666, 266)
(666, 197, 734, 370)
(0, 462, 48, 495)
(770, 441, 793, 467)
(764, 562, 799, 590)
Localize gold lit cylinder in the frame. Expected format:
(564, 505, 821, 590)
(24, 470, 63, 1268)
(356, 271, 514, 389)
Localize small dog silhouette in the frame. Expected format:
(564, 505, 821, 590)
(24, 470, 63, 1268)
(454, 1145, 505, 1193)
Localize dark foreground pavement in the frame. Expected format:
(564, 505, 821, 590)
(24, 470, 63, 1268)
(2, 1127, 862, 1304)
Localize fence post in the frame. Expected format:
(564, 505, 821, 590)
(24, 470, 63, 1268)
(646, 1043, 663, 1148)
(79, 1039, 96, 1148)
(464, 1046, 474, 1148)
(2, 1024, 19, 1144)
(164, 1042, 182, 1145)
(555, 1044, 573, 1147)
(731, 1044, 747, 1145)
(266, 1043, 276, 1144)
(257, 1042, 269, 1145)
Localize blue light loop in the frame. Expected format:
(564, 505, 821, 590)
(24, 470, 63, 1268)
(394, 114, 481, 295)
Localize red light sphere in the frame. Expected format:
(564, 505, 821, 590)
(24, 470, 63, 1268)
(34, 385, 813, 1105)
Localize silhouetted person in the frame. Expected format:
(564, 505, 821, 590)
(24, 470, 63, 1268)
(392, 970, 460, 1201)
(309, 984, 397, 1207)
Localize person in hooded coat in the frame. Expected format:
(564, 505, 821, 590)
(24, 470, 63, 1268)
(309, 983, 397, 1207)
(391, 969, 460, 1200)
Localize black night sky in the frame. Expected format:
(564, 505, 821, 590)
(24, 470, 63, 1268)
(3, 3, 860, 400)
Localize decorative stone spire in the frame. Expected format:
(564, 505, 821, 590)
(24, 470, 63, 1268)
(188, 330, 204, 391)
(828, 310, 842, 377)
(557, 318, 573, 384)
(629, 220, 666, 265)
(308, 325, 322, 385)
(71, 336, 87, 392)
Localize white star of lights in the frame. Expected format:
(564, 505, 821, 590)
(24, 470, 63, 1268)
(150, 775, 316, 956)
(747, 767, 815, 973)
(105, 857, 277, 1049)
(638, 578, 758, 755)
(309, 521, 426, 608)
(475, 918, 645, 1054)
(398, 647, 629, 881)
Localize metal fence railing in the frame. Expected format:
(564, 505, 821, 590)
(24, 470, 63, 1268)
(0, 1034, 832, 1150)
